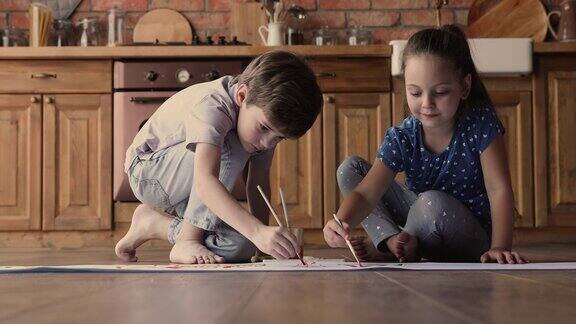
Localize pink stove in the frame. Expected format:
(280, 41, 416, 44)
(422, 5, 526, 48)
(113, 59, 247, 201)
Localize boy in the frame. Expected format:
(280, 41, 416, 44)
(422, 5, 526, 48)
(115, 51, 323, 264)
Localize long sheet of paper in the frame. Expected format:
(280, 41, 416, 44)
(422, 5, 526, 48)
(1, 259, 576, 273)
(0, 258, 372, 273)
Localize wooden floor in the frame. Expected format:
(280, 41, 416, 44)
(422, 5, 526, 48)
(1, 244, 576, 324)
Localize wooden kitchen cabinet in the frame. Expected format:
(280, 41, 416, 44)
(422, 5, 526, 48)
(269, 58, 392, 228)
(0, 95, 42, 230)
(322, 93, 392, 223)
(0, 60, 112, 231)
(534, 56, 576, 227)
(490, 91, 533, 227)
(0, 60, 110, 93)
(269, 116, 323, 229)
(43, 94, 112, 230)
(271, 92, 393, 229)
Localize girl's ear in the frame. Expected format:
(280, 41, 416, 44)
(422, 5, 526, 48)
(235, 83, 248, 106)
(462, 73, 472, 99)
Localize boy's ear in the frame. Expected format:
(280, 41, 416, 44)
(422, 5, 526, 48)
(235, 83, 248, 105)
(462, 73, 472, 99)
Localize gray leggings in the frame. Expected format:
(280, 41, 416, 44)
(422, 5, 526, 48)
(337, 156, 490, 262)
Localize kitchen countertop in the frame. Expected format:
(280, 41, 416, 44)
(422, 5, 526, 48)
(0, 45, 392, 59)
(533, 41, 576, 53)
(0, 42, 573, 59)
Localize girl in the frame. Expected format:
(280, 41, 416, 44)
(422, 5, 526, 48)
(323, 25, 527, 264)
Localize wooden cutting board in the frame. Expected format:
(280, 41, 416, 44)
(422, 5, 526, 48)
(230, 1, 267, 46)
(467, 0, 548, 42)
(133, 9, 193, 44)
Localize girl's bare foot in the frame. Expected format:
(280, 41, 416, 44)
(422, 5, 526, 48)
(169, 223, 224, 264)
(350, 237, 396, 262)
(115, 204, 171, 262)
(386, 232, 421, 263)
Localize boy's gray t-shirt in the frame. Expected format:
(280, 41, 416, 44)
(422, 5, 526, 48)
(124, 76, 239, 172)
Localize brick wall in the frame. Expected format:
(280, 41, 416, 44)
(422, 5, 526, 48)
(0, 0, 563, 45)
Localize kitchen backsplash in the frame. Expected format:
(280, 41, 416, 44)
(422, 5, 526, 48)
(0, 0, 565, 45)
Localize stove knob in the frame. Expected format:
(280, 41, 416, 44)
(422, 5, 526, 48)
(145, 71, 159, 81)
(176, 69, 191, 83)
(205, 70, 220, 81)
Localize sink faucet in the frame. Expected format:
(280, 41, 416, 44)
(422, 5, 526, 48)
(435, 0, 448, 27)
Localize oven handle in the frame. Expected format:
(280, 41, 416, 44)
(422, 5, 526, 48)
(129, 96, 171, 104)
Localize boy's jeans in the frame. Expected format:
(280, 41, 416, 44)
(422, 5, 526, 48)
(337, 155, 490, 262)
(127, 131, 256, 262)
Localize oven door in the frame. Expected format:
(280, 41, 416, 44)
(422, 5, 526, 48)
(113, 91, 176, 201)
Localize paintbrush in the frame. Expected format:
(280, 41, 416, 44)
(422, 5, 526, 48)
(279, 187, 306, 266)
(257, 185, 306, 265)
(332, 214, 362, 267)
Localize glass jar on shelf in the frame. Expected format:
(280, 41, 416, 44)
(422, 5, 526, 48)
(2, 27, 29, 47)
(51, 19, 73, 46)
(107, 7, 125, 47)
(77, 17, 100, 47)
(286, 5, 306, 45)
(347, 25, 372, 45)
(313, 26, 337, 46)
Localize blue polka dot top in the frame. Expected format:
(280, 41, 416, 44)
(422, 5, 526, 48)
(377, 106, 505, 231)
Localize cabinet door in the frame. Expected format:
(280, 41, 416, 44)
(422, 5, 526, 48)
(323, 93, 392, 224)
(0, 95, 41, 230)
(269, 115, 323, 228)
(43, 94, 112, 230)
(546, 70, 576, 226)
(491, 91, 534, 227)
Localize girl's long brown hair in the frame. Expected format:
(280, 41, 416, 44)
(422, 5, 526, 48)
(401, 24, 493, 112)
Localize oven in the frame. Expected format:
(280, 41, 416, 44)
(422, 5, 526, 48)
(113, 59, 247, 201)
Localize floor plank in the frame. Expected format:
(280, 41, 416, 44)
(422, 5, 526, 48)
(1, 244, 576, 324)
(236, 272, 471, 324)
(1, 273, 265, 324)
(377, 271, 576, 324)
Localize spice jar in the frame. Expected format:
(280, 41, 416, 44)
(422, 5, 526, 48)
(313, 26, 337, 45)
(2, 27, 29, 47)
(286, 5, 306, 45)
(51, 19, 73, 46)
(107, 7, 125, 46)
(347, 25, 372, 45)
(77, 17, 100, 47)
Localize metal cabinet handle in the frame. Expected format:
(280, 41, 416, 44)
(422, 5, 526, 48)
(129, 97, 171, 104)
(45, 97, 54, 104)
(30, 73, 57, 79)
(326, 96, 335, 104)
(30, 96, 40, 103)
(315, 72, 337, 78)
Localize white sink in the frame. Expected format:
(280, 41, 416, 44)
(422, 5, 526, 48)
(389, 38, 533, 77)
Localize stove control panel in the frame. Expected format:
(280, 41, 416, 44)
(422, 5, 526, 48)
(114, 60, 247, 89)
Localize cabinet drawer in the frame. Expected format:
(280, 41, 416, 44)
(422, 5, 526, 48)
(308, 58, 390, 93)
(0, 60, 111, 93)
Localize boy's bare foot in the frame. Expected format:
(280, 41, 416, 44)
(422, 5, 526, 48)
(115, 204, 170, 262)
(350, 237, 396, 262)
(169, 239, 225, 264)
(169, 223, 224, 264)
(386, 232, 421, 263)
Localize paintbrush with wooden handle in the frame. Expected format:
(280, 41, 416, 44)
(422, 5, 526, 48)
(257, 185, 306, 265)
(332, 214, 362, 267)
(279, 187, 306, 266)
